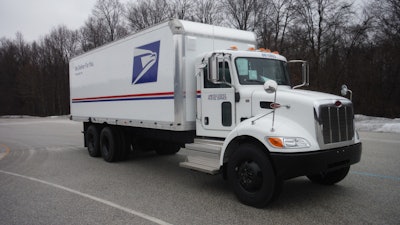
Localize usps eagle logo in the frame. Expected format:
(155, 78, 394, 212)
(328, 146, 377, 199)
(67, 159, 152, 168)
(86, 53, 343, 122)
(132, 41, 160, 84)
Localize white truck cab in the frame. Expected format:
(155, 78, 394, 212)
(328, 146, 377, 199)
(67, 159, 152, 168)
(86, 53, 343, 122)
(181, 48, 361, 207)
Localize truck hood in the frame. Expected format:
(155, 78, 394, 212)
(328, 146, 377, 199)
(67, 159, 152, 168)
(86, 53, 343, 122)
(247, 86, 353, 149)
(270, 86, 347, 102)
(250, 86, 350, 115)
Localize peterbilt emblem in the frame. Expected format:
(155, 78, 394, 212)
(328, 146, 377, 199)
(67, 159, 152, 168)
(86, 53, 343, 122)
(334, 100, 342, 107)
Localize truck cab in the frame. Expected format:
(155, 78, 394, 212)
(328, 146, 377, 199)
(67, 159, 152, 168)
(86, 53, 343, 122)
(181, 47, 362, 207)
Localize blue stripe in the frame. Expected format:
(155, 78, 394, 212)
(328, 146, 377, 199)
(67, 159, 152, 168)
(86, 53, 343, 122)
(73, 96, 174, 103)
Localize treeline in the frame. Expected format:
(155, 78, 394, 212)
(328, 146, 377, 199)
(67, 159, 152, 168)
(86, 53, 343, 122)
(0, 0, 399, 117)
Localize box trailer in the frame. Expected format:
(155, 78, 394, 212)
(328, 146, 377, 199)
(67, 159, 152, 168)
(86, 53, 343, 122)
(70, 19, 361, 207)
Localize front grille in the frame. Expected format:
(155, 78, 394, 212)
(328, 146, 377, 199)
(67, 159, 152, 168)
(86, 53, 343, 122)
(317, 103, 354, 144)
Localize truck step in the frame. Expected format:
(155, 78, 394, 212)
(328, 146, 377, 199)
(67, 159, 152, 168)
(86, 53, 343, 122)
(193, 138, 224, 146)
(184, 138, 223, 155)
(179, 156, 220, 175)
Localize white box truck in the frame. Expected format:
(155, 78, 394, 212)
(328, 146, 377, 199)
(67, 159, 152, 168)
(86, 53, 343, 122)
(70, 19, 362, 207)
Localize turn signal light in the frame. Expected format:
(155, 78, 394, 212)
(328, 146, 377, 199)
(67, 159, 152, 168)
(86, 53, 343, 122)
(267, 137, 311, 149)
(268, 137, 284, 148)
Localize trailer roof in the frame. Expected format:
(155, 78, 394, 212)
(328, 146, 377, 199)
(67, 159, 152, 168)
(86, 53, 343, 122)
(71, 19, 257, 61)
(172, 20, 257, 45)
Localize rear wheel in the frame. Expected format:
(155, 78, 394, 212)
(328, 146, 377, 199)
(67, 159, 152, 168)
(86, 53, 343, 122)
(100, 126, 119, 162)
(307, 166, 350, 185)
(227, 143, 281, 208)
(86, 125, 100, 157)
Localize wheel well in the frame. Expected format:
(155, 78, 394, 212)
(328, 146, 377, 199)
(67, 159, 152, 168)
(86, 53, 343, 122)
(222, 135, 272, 179)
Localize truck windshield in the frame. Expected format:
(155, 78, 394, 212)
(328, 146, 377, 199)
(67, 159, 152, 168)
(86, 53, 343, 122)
(235, 57, 290, 85)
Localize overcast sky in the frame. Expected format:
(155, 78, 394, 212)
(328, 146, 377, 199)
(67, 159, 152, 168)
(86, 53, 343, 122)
(0, 0, 100, 42)
(1, 0, 367, 43)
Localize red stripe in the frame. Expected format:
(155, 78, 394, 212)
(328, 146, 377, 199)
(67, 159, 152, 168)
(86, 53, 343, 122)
(72, 91, 174, 101)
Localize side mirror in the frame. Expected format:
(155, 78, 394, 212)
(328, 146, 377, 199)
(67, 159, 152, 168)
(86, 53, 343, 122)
(288, 60, 309, 89)
(341, 84, 353, 100)
(264, 80, 278, 94)
(208, 54, 219, 83)
(341, 84, 348, 96)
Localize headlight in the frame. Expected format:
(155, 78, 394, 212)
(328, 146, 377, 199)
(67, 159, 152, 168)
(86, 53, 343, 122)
(267, 137, 310, 149)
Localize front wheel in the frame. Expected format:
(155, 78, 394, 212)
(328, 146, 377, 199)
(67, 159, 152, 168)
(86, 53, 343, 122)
(307, 166, 350, 185)
(227, 143, 281, 208)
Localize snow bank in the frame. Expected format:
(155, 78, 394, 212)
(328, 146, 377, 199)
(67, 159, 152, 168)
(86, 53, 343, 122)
(355, 115, 400, 134)
(2, 114, 400, 134)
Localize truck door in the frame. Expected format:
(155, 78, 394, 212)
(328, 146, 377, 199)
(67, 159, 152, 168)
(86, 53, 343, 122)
(200, 60, 236, 131)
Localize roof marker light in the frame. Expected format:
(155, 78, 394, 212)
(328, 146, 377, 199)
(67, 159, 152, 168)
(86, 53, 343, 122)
(230, 45, 238, 50)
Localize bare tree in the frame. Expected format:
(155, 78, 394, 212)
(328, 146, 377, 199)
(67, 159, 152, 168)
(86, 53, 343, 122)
(369, 0, 400, 44)
(222, 0, 261, 30)
(364, 0, 400, 117)
(293, 0, 353, 85)
(80, 16, 108, 51)
(126, 0, 171, 32)
(92, 0, 127, 42)
(256, 0, 296, 52)
(170, 0, 194, 20)
(191, 0, 223, 24)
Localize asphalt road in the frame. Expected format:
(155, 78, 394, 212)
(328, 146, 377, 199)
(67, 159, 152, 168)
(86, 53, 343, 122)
(0, 117, 399, 225)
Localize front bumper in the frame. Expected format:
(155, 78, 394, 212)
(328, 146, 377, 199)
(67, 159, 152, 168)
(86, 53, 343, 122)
(270, 142, 362, 180)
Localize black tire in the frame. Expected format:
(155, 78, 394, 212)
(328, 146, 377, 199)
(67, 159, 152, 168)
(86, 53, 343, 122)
(155, 142, 180, 155)
(307, 166, 350, 185)
(100, 126, 119, 162)
(86, 125, 101, 157)
(116, 128, 130, 161)
(227, 143, 281, 208)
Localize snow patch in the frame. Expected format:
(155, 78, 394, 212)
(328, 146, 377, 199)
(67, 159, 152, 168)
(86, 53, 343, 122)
(355, 115, 400, 134)
(2, 114, 400, 134)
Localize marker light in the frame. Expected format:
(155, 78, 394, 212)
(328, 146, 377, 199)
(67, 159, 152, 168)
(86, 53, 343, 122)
(248, 47, 255, 51)
(230, 45, 238, 50)
(267, 137, 310, 149)
(268, 137, 284, 148)
(272, 51, 279, 54)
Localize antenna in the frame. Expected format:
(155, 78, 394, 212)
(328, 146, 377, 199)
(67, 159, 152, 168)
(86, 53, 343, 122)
(212, 24, 215, 51)
(271, 90, 277, 132)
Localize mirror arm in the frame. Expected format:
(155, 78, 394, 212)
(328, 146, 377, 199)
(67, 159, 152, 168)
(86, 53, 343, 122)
(341, 84, 353, 100)
(289, 60, 309, 89)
